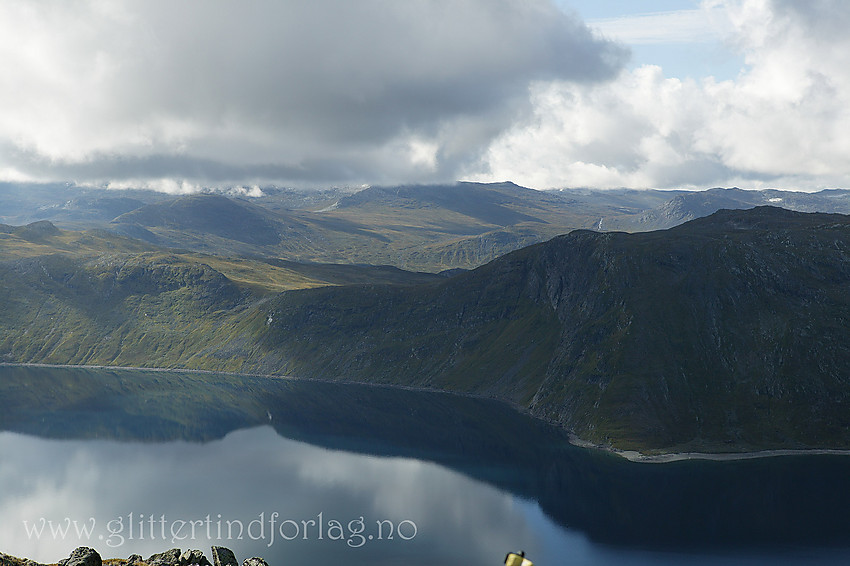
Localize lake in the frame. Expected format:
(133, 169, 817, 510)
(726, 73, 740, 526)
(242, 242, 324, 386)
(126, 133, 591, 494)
(2, 365, 850, 565)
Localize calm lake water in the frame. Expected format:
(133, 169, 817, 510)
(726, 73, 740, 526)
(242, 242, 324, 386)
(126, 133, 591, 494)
(2, 365, 850, 565)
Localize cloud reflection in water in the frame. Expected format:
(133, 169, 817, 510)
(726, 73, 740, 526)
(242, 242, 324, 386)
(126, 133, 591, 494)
(0, 427, 552, 566)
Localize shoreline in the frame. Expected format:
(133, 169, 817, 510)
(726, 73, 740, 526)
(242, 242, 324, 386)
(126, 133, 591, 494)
(5, 361, 850, 464)
(566, 434, 850, 463)
(0, 361, 506, 399)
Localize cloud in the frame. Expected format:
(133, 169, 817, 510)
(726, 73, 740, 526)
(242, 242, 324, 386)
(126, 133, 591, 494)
(587, 8, 730, 45)
(470, 65, 732, 189)
(471, 0, 850, 191)
(0, 0, 626, 191)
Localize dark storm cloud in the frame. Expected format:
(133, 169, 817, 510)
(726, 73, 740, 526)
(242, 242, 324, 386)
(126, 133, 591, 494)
(0, 0, 628, 190)
(15, 151, 367, 185)
(128, 0, 625, 140)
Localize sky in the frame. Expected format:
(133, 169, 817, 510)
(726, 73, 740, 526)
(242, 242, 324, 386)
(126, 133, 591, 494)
(1, 0, 849, 193)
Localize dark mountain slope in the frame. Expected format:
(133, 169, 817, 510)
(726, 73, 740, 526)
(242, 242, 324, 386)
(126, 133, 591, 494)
(525, 207, 850, 449)
(0, 183, 169, 226)
(253, 207, 850, 451)
(337, 182, 549, 226)
(256, 247, 562, 403)
(0, 220, 446, 369)
(32, 195, 149, 226)
(112, 193, 282, 245)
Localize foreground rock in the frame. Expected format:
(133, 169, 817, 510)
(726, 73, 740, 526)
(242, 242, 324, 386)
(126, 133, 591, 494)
(0, 552, 44, 566)
(209, 548, 237, 566)
(179, 550, 210, 566)
(58, 548, 101, 566)
(146, 550, 181, 566)
(0, 547, 269, 566)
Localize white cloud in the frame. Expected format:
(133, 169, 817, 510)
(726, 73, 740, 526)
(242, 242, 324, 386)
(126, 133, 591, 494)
(104, 178, 204, 195)
(471, 0, 850, 191)
(471, 66, 720, 189)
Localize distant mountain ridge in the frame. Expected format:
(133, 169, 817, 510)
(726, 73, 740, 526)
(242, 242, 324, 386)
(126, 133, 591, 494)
(336, 182, 549, 225)
(5, 182, 850, 270)
(627, 186, 850, 230)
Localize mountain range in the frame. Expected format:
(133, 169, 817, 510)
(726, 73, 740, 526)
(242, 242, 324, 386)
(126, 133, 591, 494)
(4, 181, 850, 270)
(2, 184, 850, 452)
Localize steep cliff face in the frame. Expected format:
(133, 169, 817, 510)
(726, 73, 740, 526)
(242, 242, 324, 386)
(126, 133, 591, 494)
(521, 207, 850, 449)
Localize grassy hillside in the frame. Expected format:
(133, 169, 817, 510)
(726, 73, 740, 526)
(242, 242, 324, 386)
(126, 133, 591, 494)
(0, 221, 440, 369)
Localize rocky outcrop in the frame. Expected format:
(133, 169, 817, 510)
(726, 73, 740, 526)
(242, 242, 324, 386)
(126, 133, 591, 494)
(179, 550, 210, 566)
(209, 548, 237, 566)
(0, 552, 44, 566)
(13, 220, 61, 241)
(58, 548, 101, 566)
(1, 547, 266, 566)
(146, 549, 181, 566)
(143, 549, 214, 566)
(0, 547, 264, 566)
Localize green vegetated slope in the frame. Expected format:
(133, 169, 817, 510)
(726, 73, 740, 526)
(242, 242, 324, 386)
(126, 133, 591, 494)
(0, 249, 256, 370)
(0, 221, 440, 370)
(3, 207, 850, 452)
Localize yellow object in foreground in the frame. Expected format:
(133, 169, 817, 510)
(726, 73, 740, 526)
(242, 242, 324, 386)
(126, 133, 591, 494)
(504, 551, 533, 566)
